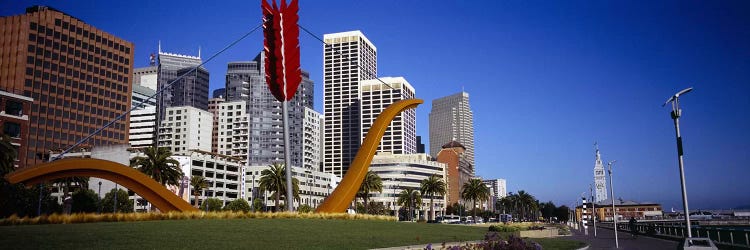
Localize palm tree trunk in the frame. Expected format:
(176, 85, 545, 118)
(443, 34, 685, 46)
(274, 192, 280, 212)
(194, 192, 199, 207)
(472, 200, 477, 223)
(363, 196, 369, 214)
(430, 197, 434, 221)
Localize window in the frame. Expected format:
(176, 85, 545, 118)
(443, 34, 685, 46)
(2, 122, 21, 138)
(5, 100, 24, 116)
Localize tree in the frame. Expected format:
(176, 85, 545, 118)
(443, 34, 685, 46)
(540, 201, 557, 222)
(224, 198, 251, 212)
(0, 133, 16, 175)
(258, 163, 300, 212)
(357, 171, 382, 213)
(420, 174, 446, 221)
(461, 178, 490, 223)
(130, 146, 183, 186)
(190, 175, 208, 207)
(200, 197, 223, 211)
(101, 188, 133, 213)
(555, 205, 570, 222)
(398, 188, 421, 221)
(54, 177, 89, 193)
(71, 189, 99, 213)
(516, 190, 537, 221)
(446, 202, 466, 216)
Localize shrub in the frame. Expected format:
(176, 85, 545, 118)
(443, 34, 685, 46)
(223, 199, 251, 212)
(200, 198, 223, 212)
(101, 189, 133, 213)
(298, 204, 313, 213)
(488, 225, 524, 232)
(71, 189, 99, 213)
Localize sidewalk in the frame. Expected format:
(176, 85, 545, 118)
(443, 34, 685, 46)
(565, 226, 679, 250)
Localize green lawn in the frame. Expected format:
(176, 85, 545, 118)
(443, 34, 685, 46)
(0, 219, 582, 249)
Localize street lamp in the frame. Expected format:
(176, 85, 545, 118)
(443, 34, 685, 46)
(590, 184, 597, 237)
(305, 170, 312, 206)
(608, 160, 619, 248)
(113, 183, 118, 213)
(663, 87, 694, 238)
(98, 181, 102, 214)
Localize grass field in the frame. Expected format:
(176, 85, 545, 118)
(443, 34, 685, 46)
(0, 219, 584, 249)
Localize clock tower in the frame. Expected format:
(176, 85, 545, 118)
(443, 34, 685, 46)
(593, 143, 608, 202)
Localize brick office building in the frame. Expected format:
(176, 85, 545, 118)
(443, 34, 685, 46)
(0, 6, 134, 167)
(0, 89, 34, 169)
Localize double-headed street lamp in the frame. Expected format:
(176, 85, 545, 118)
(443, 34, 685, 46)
(663, 87, 694, 238)
(608, 160, 619, 248)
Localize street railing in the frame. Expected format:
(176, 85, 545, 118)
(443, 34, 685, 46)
(596, 221, 750, 248)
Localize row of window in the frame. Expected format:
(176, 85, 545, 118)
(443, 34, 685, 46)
(36, 19, 130, 53)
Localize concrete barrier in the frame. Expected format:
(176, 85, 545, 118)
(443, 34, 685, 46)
(520, 228, 559, 238)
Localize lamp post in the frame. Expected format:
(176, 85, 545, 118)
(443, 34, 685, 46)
(98, 181, 102, 214)
(305, 170, 312, 206)
(113, 183, 118, 213)
(608, 160, 619, 248)
(590, 184, 597, 237)
(663, 87, 694, 238)
(251, 174, 256, 212)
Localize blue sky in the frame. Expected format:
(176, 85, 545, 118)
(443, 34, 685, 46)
(3, 1, 749, 210)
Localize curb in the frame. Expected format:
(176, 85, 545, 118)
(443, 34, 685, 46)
(575, 245, 590, 250)
(370, 240, 484, 250)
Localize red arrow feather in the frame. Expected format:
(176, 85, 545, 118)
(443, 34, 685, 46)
(262, 0, 301, 102)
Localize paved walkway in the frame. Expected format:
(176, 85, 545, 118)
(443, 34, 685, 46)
(565, 226, 679, 250)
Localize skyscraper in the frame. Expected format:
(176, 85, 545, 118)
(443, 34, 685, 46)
(594, 144, 608, 202)
(129, 66, 158, 149)
(429, 92, 475, 171)
(224, 52, 313, 167)
(156, 47, 208, 113)
(323, 31, 377, 177)
(360, 77, 416, 155)
(208, 96, 224, 154)
(1, 6, 133, 167)
(128, 83, 157, 149)
(157, 106, 212, 155)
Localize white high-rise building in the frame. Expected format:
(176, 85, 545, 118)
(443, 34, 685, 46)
(217, 101, 249, 159)
(157, 106, 212, 155)
(483, 179, 507, 199)
(303, 107, 322, 170)
(129, 69, 158, 149)
(129, 106, 157, 149)
(369, 153, 447, 219)
(594, 144, 608, 202)
(323, 31, 377, 177)
(360, 77, 417, 155)
(429, 92, 475, 171)
(208, 97, 225, 154)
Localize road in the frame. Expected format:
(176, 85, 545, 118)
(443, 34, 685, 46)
(565, 226, 679, 250)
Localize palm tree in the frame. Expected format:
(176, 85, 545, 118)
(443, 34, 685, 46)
(259, 163, 300, 212)
(398, 188, 421, 221)
(357, 171, 382, 213)
(517, 190, 537, 221)
(130, 146, 183, 186)
(0, 133, 17, 175)
(190, 175, 208, 207)
(420, 174, 446, 221)
(461, 178, 490, 223)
